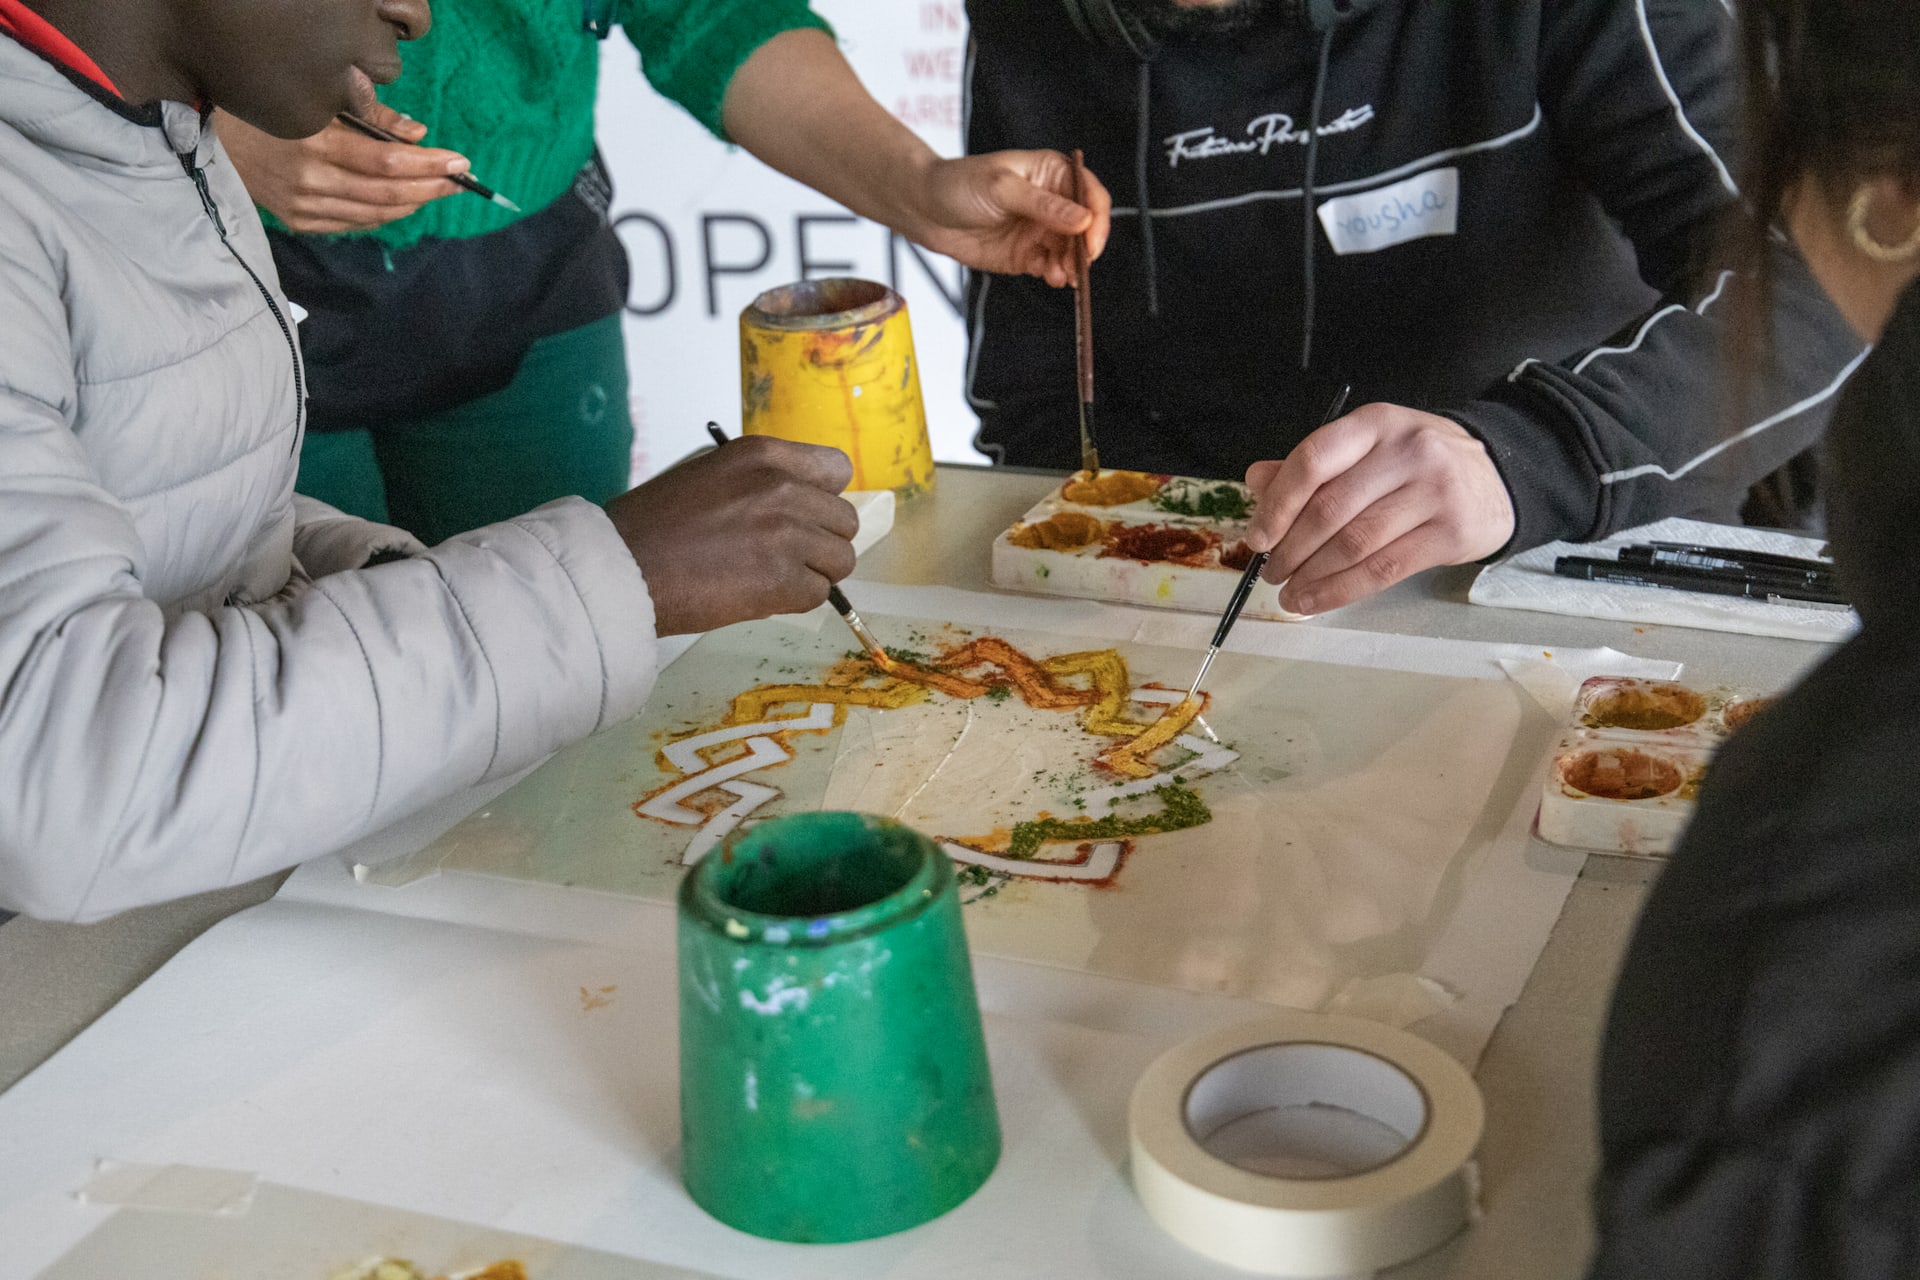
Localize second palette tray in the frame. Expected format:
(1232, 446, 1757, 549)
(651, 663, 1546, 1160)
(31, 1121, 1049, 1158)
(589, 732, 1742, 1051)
(1538, 676, 1776, 858)
(989, 470, 1306, 621)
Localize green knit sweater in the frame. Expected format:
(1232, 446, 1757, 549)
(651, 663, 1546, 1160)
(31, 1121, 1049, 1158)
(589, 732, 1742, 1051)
(323, 0, 831, 249)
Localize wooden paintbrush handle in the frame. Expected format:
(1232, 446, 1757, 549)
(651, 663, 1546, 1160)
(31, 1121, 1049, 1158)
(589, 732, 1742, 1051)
(1071, 149, 1094, 406)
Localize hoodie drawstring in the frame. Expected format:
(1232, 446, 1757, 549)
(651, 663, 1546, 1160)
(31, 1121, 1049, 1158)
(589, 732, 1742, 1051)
(1134, 59, 1160, 318)
(1299, 22, 1336, 371)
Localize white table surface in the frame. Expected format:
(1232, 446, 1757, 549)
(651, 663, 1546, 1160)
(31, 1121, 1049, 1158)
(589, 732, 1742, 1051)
(0, 465, 1830, 1279)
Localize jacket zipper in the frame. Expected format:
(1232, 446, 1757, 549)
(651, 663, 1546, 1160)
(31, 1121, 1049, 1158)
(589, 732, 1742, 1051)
(178, 151, 306, 453)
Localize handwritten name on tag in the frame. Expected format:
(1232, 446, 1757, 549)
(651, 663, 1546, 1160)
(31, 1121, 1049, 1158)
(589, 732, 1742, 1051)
(1315, 167, 1459, 256)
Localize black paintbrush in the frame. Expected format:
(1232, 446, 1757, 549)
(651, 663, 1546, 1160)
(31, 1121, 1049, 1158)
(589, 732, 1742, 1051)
(704, 422, 892, 667)
(334, 112, 523, 213)
(1184, 383, 1353, 700)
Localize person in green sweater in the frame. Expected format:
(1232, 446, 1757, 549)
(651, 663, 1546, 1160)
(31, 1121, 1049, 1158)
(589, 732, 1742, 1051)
(218, 1, 1110, 544)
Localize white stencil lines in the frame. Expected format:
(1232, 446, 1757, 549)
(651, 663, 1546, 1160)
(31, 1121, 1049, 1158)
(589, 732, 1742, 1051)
(636, 702, 837, 866)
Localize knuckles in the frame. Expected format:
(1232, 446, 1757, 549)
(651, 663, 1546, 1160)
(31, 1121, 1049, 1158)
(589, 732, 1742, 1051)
(1401, 427, 1453, 468)
(1361, 549, 1407, 588)
(1326, 517, 1384, 566)
(1285, 434, 1342, 484)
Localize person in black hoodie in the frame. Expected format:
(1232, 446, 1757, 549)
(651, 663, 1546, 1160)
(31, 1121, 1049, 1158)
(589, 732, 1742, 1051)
(1590, 1, 1920, 1274)
(964, 0, 1865, 616)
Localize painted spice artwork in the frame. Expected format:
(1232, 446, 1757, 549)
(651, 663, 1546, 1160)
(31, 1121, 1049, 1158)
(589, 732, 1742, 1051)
(372, 611, 1538, 1014)
(630, 628, 1234, 892)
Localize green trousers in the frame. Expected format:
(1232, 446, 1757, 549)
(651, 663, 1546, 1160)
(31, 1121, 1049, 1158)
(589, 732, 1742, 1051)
(297, 314, 634, 546)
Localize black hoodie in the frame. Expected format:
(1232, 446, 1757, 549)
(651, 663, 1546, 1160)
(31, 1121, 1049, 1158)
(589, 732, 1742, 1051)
(1591, 283, 1920, 1277)
(962, 0, 1864, 553)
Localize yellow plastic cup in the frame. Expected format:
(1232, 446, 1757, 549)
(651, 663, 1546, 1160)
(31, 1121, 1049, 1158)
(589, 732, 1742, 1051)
(739, 278, 936, 499)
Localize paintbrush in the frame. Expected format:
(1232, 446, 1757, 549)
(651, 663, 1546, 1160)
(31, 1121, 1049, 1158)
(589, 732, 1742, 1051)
(1070, 148, 1100, 476)
(334, 113, 523, 213)
(1184, 383, 1353, 701)
(704, 422, 893, 669)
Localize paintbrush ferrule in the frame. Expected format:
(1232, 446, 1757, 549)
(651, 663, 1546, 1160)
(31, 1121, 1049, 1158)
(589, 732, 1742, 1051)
(1078, 400, 1100, 474)
(827, 585, 891, 668)
(1185, 648, 1218, 702)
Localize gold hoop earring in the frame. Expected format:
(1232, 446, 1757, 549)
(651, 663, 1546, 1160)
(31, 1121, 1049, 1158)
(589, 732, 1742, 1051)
(1848, 185, 1920, 262)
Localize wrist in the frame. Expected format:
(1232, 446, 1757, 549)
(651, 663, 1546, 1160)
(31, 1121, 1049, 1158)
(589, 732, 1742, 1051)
(1440, 404, 1554, 560)
(886, 147, 946, 251)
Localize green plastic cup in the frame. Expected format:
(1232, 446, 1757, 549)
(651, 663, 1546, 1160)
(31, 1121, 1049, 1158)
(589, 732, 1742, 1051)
(677, 812, 1001, 1242)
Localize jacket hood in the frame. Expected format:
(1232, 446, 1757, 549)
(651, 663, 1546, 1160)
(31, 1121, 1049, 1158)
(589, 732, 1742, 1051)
(0, 35, 210, 172)
(1824, 280, 1920, 633)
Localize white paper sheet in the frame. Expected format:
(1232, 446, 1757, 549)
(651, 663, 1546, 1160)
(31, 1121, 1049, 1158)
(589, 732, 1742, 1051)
(0, 895, 1459, 1280)
(346, 602, 1673, 1062)
(0, 588, 1680, 1280)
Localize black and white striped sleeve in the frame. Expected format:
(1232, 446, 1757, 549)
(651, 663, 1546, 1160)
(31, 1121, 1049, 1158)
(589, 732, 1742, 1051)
(1453, 0, 1865, 552)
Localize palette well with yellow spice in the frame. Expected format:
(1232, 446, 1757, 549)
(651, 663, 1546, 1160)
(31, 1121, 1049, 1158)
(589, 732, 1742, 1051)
(990, 470, 1308, 621)
(1538, 676, 1776, 858)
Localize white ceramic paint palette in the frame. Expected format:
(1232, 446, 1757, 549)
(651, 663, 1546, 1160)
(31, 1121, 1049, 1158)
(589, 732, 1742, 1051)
(989, 470, 1306, 620)
(1538, 676, 1775, 858)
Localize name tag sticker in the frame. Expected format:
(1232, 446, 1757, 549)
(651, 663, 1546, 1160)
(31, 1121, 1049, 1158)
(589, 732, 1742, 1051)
(1316, 166, 1459, 256)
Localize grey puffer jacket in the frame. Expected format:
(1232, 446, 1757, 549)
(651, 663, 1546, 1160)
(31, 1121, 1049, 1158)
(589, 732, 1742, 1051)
(0, 39, 658, 921)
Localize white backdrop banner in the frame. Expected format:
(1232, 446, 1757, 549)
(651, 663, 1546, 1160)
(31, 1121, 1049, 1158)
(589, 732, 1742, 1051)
(598, 1, 981, 481)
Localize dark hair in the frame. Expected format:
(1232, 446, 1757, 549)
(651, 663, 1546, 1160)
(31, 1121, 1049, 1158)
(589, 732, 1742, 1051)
(1730, 0, 1920, 457)
(1736, 0, 1920, 593)
(1741, 0, 1920, 232)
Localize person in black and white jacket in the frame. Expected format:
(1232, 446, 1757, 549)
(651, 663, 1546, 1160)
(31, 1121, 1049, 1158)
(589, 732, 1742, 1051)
(963, 0, 1864, 616)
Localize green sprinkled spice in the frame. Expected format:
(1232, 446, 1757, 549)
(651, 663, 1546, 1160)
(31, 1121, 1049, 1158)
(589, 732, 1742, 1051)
(985, 684, 1013, 702)
(955, 864, 1006, 900)
(1152, 480, 1254, 522)
(1002, 785, 1209, 859)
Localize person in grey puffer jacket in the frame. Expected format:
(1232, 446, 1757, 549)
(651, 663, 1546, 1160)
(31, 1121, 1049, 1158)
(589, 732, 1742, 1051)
(0, 0, 861, 921)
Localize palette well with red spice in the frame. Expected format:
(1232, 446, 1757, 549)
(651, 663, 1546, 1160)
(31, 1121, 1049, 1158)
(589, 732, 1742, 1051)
(989, 470, 1308, 621)
(1538, 676, 1775, 858)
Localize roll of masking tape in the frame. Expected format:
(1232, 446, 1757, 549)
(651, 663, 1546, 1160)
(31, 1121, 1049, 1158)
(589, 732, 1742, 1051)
(1129, 1012, 1483, 1277)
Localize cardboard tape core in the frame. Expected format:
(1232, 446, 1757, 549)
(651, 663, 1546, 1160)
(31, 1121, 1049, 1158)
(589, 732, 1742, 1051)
(1187, 1043, 1423, 1180)
(1131, 1013, 1482, 1278)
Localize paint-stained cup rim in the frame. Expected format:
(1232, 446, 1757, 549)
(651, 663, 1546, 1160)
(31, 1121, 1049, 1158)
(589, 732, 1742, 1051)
(743, 277, 901, 332)
(679, 811, 949, 948)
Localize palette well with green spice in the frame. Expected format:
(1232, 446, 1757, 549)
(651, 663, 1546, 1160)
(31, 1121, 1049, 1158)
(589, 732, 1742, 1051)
(991, 470, 1308, 621)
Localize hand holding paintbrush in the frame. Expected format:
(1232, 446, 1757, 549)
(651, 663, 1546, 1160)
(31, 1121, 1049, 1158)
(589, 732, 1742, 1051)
(334, 112, 522, 213)
(213, 104, 512, 235)
(1184, 384, 1353, 701)
(704, 423, 893, 667)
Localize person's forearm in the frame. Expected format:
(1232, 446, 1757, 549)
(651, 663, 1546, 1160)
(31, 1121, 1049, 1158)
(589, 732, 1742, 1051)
(721, 29, 940, 244)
